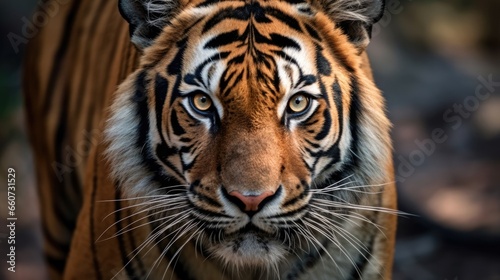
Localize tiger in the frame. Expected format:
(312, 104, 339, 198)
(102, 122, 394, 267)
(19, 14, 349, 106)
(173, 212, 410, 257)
(23, 0, 397, 279)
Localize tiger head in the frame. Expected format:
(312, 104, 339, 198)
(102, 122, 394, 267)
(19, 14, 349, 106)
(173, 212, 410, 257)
(106, 0, 391, 270)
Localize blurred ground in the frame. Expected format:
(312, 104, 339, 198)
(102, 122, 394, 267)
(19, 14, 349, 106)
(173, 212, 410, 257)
(368, 1, 500, 279)
(1, 0, 500, 280)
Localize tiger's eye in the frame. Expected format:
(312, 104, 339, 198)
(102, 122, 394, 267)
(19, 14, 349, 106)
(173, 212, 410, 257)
(288, 94, 309, 113)
(192, 93, 213, 111)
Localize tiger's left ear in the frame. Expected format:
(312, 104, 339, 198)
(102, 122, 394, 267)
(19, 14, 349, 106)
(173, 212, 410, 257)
(119, 0, 179, 49)
(316, 0, 385, 52)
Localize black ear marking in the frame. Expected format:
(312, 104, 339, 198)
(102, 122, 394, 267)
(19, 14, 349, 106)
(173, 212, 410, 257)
(337, 20, 372, 51)
(118, 0, 178, 49)
(317, 0, 386, 51)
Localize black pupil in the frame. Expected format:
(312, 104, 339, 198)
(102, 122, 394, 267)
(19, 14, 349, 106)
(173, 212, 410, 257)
(295, 96, 303, 105)
(200, 96, 207, 103)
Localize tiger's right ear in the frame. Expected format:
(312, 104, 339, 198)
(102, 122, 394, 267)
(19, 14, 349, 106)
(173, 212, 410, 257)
(119, 0, 178, 49)
(314, 0, 385, 52)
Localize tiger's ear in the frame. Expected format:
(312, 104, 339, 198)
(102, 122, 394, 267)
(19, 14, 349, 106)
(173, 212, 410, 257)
(119, 0, 178, 49)
(317, 0, 385, 51)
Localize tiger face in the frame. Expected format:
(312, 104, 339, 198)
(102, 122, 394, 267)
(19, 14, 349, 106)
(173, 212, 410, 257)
(107, 0, 391, 272)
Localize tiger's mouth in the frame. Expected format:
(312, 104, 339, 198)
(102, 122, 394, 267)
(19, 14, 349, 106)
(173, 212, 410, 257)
(236, 223, 272, 235)
(186, 183, 309, 266)
(206, 224, 289, 267)
(222, 223, 277, 245)
(203, 220, 278, 244)
(198, 212, 307, 268)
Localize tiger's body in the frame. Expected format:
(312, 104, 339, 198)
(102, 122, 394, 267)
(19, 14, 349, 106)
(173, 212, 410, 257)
(24, 0, 397, 279)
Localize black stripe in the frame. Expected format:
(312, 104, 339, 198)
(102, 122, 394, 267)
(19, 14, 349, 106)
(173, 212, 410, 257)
(314, 109, 331, 141)
(42, 0, 82, 114)
(46, 254, 66, 273)
(203, 2, 301, 35)
(329, 76, 361, 183)
(219, 69, 243, 96)
(73, 0, 107, 145)
(202, 6, 251, 34)
(183, 52, 230, 90)
(304, 138, 320, 149)
(311, 79, 344, 165)
(353, 208, 381, 279)
(170, 109, 186, 136)
(325, 33, 355, 73)
(332, 80, 344, 143)
(348, 233, 375, 280)
(269, 33, 301, 50)
(115, 187, 139, 280)
(51, 86, 78, 248)
(285, 238, 328, 280)
(190, 203, 233, 219)
(196, 0, 221, 8)
(133, 71, 150, 147)
(305, 24, 321, 41)
(90, 153, 103, 280)
(41, 223, 70, 254)
(149, 217, 197, 280)
(68, 164, 83, 214)
(298, 7, 313, 15)
(267, 204, 308, 219)
(302, 158, 313, 172)
(181, 154, 199, 171)
(155, 74, 169, 143)
(265, 7, 303, 33)
(251, 28, 301, 53)
(193, 192, 223, 208)
(322, 142, 341, 163)
(145, 18, 204, 68)
(271, 50, 300, 66)
(347, 76, 361, 168)
(316, 45, 332, 76)
(204, 30, 240, 49)
(282, 188, 309, 207)
(51, 2, 93, 232)
(133, 72, 185, 185)
(127, 209, 147, 277)
(282, 0, 306, 4)
(167, 38, 188, 76)
(155, 143, 184, 180)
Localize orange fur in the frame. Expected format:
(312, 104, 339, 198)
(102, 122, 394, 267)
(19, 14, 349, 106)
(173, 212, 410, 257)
(24, 0, 396, 279)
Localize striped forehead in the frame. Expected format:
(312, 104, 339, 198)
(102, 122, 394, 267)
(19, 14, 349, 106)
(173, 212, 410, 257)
(181, 1, 321, 103)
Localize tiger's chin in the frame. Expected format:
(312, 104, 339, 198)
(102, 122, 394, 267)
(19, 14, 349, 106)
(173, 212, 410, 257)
(208, 232, 288, 268)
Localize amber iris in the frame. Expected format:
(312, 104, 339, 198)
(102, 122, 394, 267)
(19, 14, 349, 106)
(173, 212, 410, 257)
(288, 94, 309, 113)
(192, 93, 213, 111)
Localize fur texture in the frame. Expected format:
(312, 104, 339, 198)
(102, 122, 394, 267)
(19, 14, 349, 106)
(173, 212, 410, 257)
(24, 0, 397, 279)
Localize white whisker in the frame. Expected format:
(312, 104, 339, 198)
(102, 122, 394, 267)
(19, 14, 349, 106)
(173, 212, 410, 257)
(97, 201, 189, 242)
(105, 204, 190, 241)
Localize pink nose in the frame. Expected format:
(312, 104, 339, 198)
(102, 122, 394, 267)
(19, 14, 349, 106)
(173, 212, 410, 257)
(229, 190, 275, 212)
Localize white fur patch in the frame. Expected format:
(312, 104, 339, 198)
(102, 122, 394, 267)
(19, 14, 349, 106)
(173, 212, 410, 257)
(104, 72, 163, 197)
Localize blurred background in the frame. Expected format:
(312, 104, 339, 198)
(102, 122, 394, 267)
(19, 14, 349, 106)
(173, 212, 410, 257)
(1, 0, 499, 279)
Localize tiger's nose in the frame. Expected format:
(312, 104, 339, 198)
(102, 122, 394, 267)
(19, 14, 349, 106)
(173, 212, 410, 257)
(228, 190, 276, 212)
